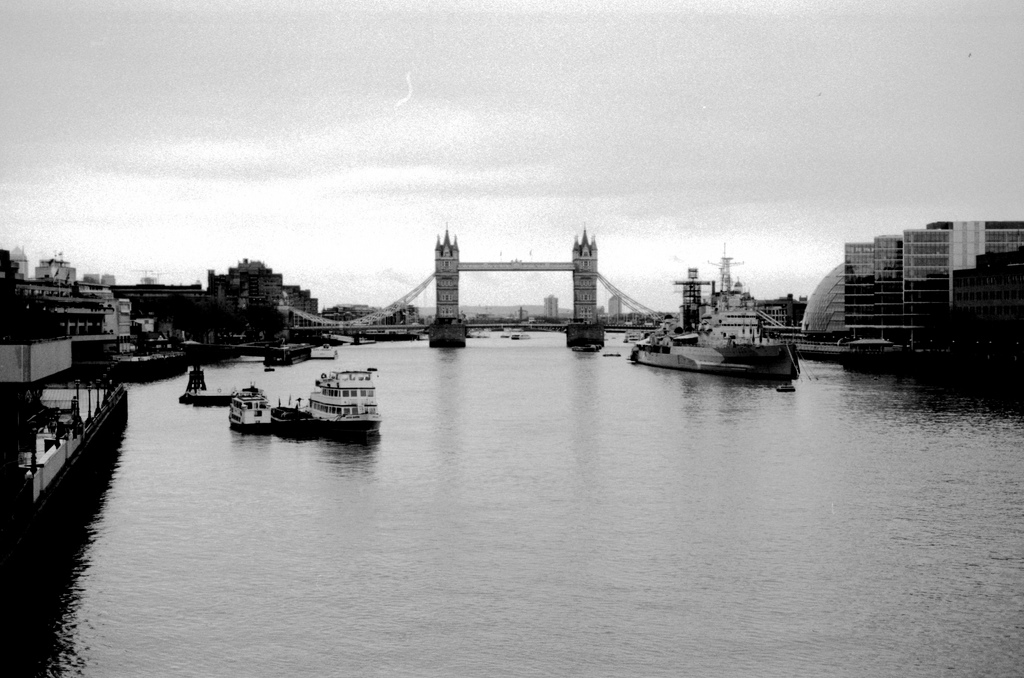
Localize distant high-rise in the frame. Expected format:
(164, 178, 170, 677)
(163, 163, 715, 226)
(608, 294, 622, 319)
(544, 294, 558, 318)
(83, 273, 115, 285)
(9, 246, 28, 279)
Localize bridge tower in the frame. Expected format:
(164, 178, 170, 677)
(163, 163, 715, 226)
(567, 229, 605, 347)
(572, 230, 598, 322)
(429, 229, 467, 347)
(434, 229, 460, 319)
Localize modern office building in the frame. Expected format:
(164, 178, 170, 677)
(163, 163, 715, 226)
(810, 221, 1024, 344)
(873, 235, 904, 331)
(952, 246, 1024, 323)
(844, 242, 875, 329)
(903, 221, 1024, 342)
(951, 246, 1024, 361)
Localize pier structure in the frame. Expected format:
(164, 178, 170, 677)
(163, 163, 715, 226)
(427, 230, 604, 348)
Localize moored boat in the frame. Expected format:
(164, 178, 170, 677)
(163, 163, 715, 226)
(624, 330, 645, 343)
(796, 338, 904, 370)
(310, 344, 338, 360)
(228, 385, 272, 431)
(271, 369, 381, 438)
(629, 257, 799, 380)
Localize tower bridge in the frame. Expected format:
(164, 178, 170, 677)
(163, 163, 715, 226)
(286, 230, 663, 348)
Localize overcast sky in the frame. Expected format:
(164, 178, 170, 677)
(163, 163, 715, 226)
(3, 0, 1022, 311)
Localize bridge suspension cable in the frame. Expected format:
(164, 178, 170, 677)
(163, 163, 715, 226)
(596, 273, 664, 321)
(288, 273, 436, 328)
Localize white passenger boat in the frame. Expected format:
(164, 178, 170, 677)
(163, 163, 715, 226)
(310, 343, 338, 359)
(271, 369, 382, 437)
(624, 330, 645, 343)
(228, 385, 272, 431)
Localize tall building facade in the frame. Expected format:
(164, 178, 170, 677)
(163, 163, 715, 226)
(904, 222, 1024, 339)
(208, 259, 284, 311)
(873, 235, 903, 330)
(844, 242, 875, 330)
(544, 295, 558, 318)
(607, 295, 622, 319)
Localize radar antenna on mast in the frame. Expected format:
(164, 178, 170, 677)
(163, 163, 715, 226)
(709, 244, 743, 293)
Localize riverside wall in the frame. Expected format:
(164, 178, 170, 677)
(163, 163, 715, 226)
(1, 383, 128, 569)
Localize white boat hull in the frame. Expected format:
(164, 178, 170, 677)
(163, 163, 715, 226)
(631, 343, 797, 379)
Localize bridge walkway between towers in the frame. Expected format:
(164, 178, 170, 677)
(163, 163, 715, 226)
(457, 262, 575, 272)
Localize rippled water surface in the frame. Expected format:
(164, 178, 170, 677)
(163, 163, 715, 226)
(13, 333, 1024, 676)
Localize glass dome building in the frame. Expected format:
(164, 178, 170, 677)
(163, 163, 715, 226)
(801, 263, 846, 336)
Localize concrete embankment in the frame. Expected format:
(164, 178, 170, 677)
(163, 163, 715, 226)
(0, 382, 128, 569)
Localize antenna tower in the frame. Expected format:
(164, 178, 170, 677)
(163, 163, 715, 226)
(709, 244, 743, 293)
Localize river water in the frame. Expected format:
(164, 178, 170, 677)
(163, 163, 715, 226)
(10, 332, 1024, 677)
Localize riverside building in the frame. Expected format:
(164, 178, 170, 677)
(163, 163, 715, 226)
(805, 221, 1024, 347)
(207, 259, 317, 314)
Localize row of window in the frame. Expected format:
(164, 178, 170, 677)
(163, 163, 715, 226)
(905, 232, 949, 243)
(955, 289, 1023, 302)
(904, 268, 951, 279)
(322, 388, 374, 398)
(314, 403, 376, 415)
(957, 305, 1024, 317)
(957, 273, 1024, 286)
